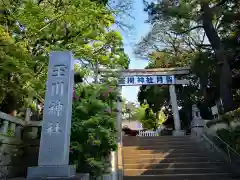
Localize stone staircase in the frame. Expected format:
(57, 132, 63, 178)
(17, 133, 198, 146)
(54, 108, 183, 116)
(123, 136, 238, 180)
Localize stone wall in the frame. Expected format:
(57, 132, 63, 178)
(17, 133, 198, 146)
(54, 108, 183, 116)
(204, 118, 240, 134)
(0, 112, 41, 179)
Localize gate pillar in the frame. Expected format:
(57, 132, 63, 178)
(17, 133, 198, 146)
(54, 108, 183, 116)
(169, 85, 185, 136)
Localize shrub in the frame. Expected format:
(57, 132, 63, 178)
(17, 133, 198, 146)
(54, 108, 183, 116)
(70, 84, 118, 177)
(207, 108, 240, 127)
(216, 126, 240, 153)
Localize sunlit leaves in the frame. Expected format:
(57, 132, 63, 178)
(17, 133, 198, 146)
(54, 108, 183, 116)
(0, 25, 43, 106)
(0, 0, 129, 112)
(71, 84, 117, 175)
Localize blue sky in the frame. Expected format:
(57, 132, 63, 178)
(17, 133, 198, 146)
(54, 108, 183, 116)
(117, 0, 150, 103)
(77, 1, 151, 102)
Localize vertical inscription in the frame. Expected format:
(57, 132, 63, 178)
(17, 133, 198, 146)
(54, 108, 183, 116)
(51, 81, 64, 96)
(52, 64, 68, 77)
(48, 100, 63, 117)
(46, 122, 61, 136)
(31, 51, 75, 170)
(45, 64, 68, 136)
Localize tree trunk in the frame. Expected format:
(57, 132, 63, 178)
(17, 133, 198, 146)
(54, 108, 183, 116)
(201, 2, 234, 112)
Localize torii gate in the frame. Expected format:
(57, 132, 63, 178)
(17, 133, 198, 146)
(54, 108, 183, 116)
(98, 67, 190, 180)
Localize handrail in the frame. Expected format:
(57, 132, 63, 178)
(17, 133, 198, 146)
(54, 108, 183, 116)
(0, 111, 42, 127)
(202, 126, 240, 164)
(210, 132, 240, 157)
(0, 112, 25, 126)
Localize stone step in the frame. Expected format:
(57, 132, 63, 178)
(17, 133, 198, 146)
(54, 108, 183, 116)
(123, 141, 200, 147)
(123, 148, 203, 154)
(123, 136, 195, 142)
(123, 157, 224, 164)
(123, 136, 192, 140)
(123, 136, 195, 143)
(122, 136, 236, 179)
(123, 173, 236, 180)
(124, 162, 226, 169)
(123, 152, 207, 159)
(124, 167, 228, 176)
(123, 145, 201, 149)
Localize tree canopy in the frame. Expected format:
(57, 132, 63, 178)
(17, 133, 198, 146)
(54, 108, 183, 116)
(134, 0, 240, 129)
(0, 0, 129, 114)
(1, 0, 131, 177)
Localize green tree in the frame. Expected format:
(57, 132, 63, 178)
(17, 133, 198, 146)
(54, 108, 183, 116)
(0, 0, 129, 114)
(122, 101, 137, 121)
(143, 0, 240, 112)
(71, 84, 118, 176)
(135, 15, 200, 116)
(132, 104, 148, 121)
(133, 104, 161, 130)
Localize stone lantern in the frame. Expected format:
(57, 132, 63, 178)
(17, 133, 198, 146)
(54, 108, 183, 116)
(191, 104, 205, 136)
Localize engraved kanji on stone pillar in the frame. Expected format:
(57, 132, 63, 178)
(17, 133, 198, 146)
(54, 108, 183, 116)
(27, 51, 76, 179)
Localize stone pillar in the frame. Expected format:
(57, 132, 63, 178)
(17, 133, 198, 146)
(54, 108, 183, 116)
(116, 86, 123, 180)
(25, 108, 32, 123)
(169, 85, 185, 136)
(111, 151, 117, 180)
(27, 51, 76, 179)
(9, 122, 16, 135)
(1, 120, 9, 134)
(191, 104, 204, 136)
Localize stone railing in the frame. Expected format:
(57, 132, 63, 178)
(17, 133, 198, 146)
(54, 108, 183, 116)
(138, 130, 159, 136)
(0, 111, 42, 179)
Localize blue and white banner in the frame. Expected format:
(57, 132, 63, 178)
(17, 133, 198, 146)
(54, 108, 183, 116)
(118, 75, 175, 86)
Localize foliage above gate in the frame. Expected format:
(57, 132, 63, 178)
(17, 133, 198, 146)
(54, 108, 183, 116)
(0, 0, 129, 114)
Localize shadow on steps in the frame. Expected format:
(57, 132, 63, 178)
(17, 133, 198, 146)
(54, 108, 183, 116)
(123, 136, 239, 180)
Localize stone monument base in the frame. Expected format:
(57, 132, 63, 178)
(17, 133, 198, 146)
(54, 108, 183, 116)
(172, 130, 185, 136)
(190, 119, 205, 136)
(191, 126, 204, 136)
(27, 165, 76, 179)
